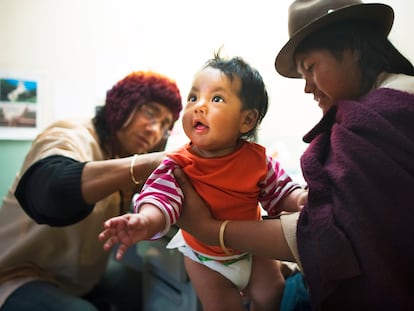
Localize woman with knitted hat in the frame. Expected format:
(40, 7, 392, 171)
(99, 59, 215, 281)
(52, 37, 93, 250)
(0, 71, 182, 310)
(173, 0, 414, 310)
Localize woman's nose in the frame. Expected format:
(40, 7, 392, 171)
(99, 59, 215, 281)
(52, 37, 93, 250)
(304, 78, 314, 94)
(144, 119, 165, 138)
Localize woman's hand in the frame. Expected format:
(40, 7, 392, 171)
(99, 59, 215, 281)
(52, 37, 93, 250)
(173, 167, 220, 245)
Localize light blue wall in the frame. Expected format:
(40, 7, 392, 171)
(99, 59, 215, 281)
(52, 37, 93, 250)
(0, 140, 31, 199)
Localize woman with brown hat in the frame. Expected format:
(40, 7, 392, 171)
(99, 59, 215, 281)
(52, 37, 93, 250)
(174, 0, 414, 310)
(0, 71, 182, 310)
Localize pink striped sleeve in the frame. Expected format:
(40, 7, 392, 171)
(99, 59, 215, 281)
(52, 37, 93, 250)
(134, 157, 183, 238)
(259, 155, 301, 216)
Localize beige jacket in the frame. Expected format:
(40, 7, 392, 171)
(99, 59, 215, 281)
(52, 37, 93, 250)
(0, 119, 121, 307)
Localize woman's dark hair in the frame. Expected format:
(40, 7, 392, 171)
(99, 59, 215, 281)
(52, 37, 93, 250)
(295, 20, 414, 96)
(204, 52, 268, 140)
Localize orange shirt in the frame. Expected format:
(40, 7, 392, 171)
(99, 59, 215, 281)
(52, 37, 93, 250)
(168, 141, 269, 256)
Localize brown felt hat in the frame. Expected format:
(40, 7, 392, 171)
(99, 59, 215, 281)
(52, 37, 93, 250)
(275, 0, 394, 78)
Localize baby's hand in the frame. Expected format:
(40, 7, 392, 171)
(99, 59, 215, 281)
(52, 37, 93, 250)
(99, 213, 149, 260)
(297, 189, 308, 211)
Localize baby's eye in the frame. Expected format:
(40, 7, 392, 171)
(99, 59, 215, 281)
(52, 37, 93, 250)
(212, 95, 223, 103)
(187, 94, 197, 102)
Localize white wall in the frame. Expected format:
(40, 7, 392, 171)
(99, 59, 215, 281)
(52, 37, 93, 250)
(1, 0, 412, 178)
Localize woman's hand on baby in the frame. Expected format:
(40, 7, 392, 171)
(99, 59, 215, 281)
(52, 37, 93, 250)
(174, 167, 222, 245)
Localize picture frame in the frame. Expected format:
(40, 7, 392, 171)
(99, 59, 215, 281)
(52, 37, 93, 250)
(0, 74, 39, 140)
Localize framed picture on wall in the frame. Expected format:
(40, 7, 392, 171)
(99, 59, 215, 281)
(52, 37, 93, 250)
(0, 76, 39, 140)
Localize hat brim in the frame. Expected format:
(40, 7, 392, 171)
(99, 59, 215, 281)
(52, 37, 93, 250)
(275, 3, 394, 78)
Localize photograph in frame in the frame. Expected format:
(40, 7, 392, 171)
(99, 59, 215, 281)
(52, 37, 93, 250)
(0, 77, 39, 140)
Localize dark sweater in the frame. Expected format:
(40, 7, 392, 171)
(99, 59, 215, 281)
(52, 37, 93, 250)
(15, 155, 93, 226)
(298, 88, 414, 310)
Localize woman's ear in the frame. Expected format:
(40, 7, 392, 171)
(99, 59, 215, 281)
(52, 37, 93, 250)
(240, 109, 259, 134)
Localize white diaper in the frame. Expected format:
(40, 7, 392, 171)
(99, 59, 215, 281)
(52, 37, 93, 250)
(167, 230, 252, 290)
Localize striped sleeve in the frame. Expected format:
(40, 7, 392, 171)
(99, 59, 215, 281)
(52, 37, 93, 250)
(259, 155, 301, 216)
(134, 157, 183, 239)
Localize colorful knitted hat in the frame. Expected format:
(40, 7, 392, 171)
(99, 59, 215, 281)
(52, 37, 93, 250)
(105, 71, 182, 134)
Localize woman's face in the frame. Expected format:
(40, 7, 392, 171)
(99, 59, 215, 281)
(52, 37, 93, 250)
(115, 101, 174, 156)
(295, 48, 362, 114)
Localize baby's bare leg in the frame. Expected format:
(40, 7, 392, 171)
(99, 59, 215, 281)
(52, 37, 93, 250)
(242, 257, 285, 311)
(184, 257, 245, 311)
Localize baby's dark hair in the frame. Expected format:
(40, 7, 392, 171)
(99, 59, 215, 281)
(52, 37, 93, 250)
(203, 52, 268, 140)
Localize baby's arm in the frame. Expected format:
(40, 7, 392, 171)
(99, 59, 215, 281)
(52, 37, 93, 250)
(260, 155, 307, 216)
(99, 203, 166, 260)
(99, 157, 182, 260)
(277, 187, 308, 212)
